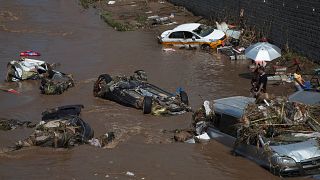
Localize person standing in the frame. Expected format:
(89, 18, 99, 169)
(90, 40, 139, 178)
(255, 67, 268, 96)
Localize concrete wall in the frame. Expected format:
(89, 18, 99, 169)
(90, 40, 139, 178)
(168, 0, 320, 62)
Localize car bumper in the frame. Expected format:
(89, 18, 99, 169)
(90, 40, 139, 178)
(279, 164, 320, 177)
(157, 36, 163, 43)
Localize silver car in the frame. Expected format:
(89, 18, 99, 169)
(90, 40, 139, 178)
(206, 96, 320, 176)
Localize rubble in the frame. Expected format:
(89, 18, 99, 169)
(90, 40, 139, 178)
(40, 71, 74, 95)
(174, 101, 214, 143)
(0, 118, 36, 131)
(236, 96, 320, 146)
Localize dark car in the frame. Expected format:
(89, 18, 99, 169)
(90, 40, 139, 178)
(93, 70, 190, 115)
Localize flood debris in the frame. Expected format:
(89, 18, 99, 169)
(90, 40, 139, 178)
(0, 105, 115, 152)
(40, 71, 74, 95)
(88, 132, 115, 148)
(108, 1, 115, 5)
(216, 22, 241, 40)
(217, 46, 246, 60)
(237, 96, 320, 146)
(174, 101, 213, 143)
(149, 14, 176, 26)
(6, 57, 75, 95)
(125, 171, 135, 176)
(0, 87, 19, 94)
(20, 50, 41, 57)
(6, 58, 51, 82)
(15, 105, 94, 149)
(0, 118, 36, 131)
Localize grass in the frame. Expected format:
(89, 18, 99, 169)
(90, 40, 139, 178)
(100, 12, 134, 31)
(79, 0, 99, 9)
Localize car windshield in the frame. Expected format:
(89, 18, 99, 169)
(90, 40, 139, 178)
(193, 25, 214, 37)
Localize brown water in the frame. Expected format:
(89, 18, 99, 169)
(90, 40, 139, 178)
(0, 1, 302, 179)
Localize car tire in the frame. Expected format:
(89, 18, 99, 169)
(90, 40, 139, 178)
(93, 74, 112, 97)
(231, 150, 238, 156)
(143, 96, 152, 114)
(180, 91, 189, 105)
(201, 44, 211, 51)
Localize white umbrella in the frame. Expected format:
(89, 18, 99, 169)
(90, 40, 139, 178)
(245, 42, 281, 61)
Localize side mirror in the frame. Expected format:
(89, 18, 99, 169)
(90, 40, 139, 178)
(192, 36, 196, 41)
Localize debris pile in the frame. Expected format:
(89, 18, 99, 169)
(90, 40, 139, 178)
(174, 101, 213, 143)
(0, 118, 36, 131)
(40, 72, 74, 95)
(237, 97, 320, 145)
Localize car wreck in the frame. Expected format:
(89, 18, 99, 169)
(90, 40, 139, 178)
(6, 58, 74, 95)
(196, 96, 320, 177)
(0, 105, 115, 153)
(15, 105, 94, 149)
(39, 71, 74, 95)
(6, 58, 51, 82)
(158, 23, 226, 49)
(93, 70, 190, 115)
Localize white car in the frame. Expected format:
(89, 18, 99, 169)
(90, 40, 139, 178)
(158, 23, 226, 49)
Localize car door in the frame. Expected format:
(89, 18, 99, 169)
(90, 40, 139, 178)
(207, 113, 238, 147)
(167, 31, 185, 47)
(234, 134, 270, 168)
(182, 31, 201, 48)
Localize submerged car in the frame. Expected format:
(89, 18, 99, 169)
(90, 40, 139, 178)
(158, 23, 226, 49)
(205, 96, 320, 177)
(16, 105, 94, 149)
(6, 58, 50, 82)
(93, 70, 190, 115)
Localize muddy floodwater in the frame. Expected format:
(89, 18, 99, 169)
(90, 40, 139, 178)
(0, 1, 305, 180)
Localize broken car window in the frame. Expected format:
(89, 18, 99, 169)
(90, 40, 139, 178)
(193, 25, 214, 37)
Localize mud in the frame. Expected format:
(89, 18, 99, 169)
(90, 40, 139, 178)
(0, 0, 307, 180)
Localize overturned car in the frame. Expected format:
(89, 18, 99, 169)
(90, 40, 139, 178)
(93, 70, 190, 115)
(198, 96, 320, 177)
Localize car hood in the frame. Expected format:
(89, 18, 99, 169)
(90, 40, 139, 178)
(205, 29, 225, 41)
(160, 30, 172, 38)
(270, 139, 320, 162)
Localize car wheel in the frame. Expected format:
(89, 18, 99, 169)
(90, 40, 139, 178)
(201, 44, 211, 51)
(231, 150, 238, 156)
(143, 96, 152, 114)
(93, 74, 112, 97)
(180, 91, 189, 105)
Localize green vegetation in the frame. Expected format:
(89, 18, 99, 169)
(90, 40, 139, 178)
(79, 0, 99, 9)
(100, 12, 134, 31)
(135, 14, 148, 24)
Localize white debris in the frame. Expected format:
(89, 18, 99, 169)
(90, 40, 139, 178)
(108, 1, 115, 5)
(126, 171, 135, 176)
(203, 101, 212, 116)
(163, 48, 176, 52)
(184, 138, 195, 144)
(195, 132, 210, 140)
(88, 138, 102, 147)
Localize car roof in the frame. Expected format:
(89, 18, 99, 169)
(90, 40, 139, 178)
(173, 23, 201, 31)
(289, 91, 320, 105)
(213, 96, 255, 118)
